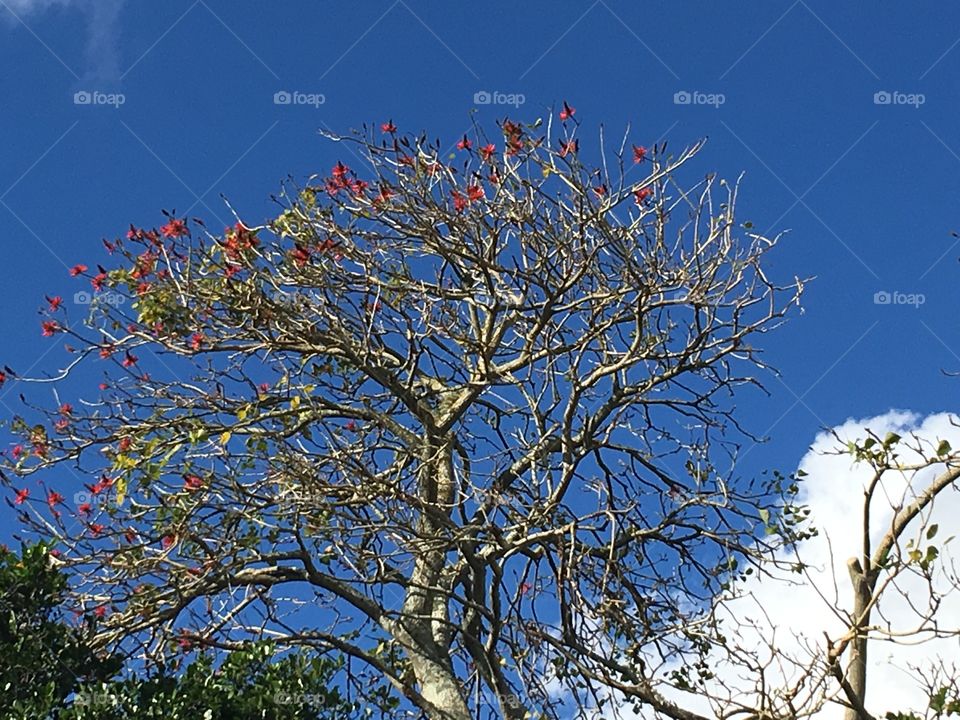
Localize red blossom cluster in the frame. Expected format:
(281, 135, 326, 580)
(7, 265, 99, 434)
(634, 186, 654, 205)
(325, 161, 368, 197)
(160, 217, 189, 239)
(502, 119, 524, 157)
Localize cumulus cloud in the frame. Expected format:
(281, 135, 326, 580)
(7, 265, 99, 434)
(2, 0, 125, 84)
(591, 410, 960, 720)
(705, 410, 960, 719)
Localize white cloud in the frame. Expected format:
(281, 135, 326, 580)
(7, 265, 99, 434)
(705, 410, 960, 720)
(2, 0, 124, 84)
(591, 410, 960, 720)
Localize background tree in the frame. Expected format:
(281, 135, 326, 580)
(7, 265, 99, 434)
(822, 431, 960, 720)
(0, 543, 363, 720)
(2, 112, 809, 719)
(62, 642, 360, 720)
(0, 542, 119, 719)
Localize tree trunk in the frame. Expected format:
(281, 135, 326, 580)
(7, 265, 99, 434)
(843, 559, 871, 720)
(396, 439, 472, 720)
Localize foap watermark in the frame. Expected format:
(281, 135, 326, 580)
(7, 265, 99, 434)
(674, 90, 725, 108)
(74, 290, 126, 307)
(473, 90, 526, 108)
(273, 90, 325, 108)
(272, 289, 319, 305)
(874, 290, 925, 308)
(74, 90, 125, 108)
(73, 488, 120, 510)
(274, 692, 331, 707)
(873, 90, 925, 108)
(74, 690, 119, 707)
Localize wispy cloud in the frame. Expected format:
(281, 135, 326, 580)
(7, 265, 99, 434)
(2, 0, 125, 84)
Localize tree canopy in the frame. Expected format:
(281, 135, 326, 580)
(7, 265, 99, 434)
(2, 112, 831, 719)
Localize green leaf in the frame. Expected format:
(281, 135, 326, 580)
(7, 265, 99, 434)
(927, 524, 939, 540)
(937, 439, 952, 457)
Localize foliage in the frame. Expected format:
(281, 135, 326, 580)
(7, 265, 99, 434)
(0, 544, 365, 719)
(2, 111, 808, 719)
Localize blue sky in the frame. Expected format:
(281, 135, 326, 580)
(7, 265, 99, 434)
(2, 0, 960, 518)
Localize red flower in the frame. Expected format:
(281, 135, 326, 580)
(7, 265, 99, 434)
(290, 246, 310, 267)
(634, 186, 654, 205)
(558, 139, 578, 158)
(593, 184, 607, 197)
(345, 420, 357, 432)
(632, 145, 647, 163)
(124, 529, 137, 543)
(122, 351, 138, 368)
(374, 186, 394, 206)
(559, 101, 576, 121)
(102, 239, 116, 253)
(118, 437, 132, 452)
(41, 321, 59, 337)
(258, 382, 270, 393)
(78, 502, 92, 515)
(160, 218, 189, 238)
(47, 491, 64, 507)
(59, 403, 73, 416)
(93, 605, 107, 618)
(13, 488, 28, 505)
(467, 184, 484, 202)
(99, 345, 114, 359)
(98, 382, 109, 391)
(184, 474, 205, 491)
(47, 296, 63, 311)
(91, 273, 106, 291)
(0, 372, 6, 386)
(451, 190, 468, 213)
(89, 523, 105, 537)
(520, 581, 533, 595)
(479, 143, 496, 161)
(456, 134, 472, 151)
(190, 333, 204, 351)
(69, 264, 87, 277)
(161, 535, 175, 549)
(11, 445, 23, 459)
(381, 120, 397, 133)
(332, 161, 350, 180)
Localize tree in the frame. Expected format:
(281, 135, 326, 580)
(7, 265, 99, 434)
(0, 542, 119, 719)
(61, 643, 360, 720)
(0, 543, 362, 719)
(822, 430, 960, 720)
(2, 111, 812, 719)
